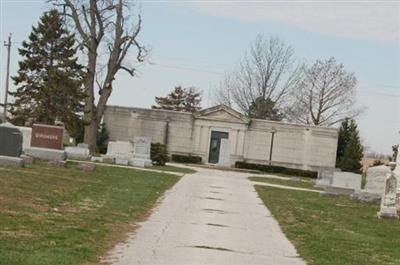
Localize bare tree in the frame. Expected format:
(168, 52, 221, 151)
(286, 57, 359, 126)
(216, 35, 301, 119)
(53, 0, 146, 151)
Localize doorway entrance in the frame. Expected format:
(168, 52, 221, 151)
(208, 131, 229, 165)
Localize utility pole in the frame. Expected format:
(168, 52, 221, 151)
(3, 33, 12, 121)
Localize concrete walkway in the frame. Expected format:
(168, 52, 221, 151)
(104, 167, 306, 265)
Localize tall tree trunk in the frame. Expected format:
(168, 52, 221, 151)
(83, 50, 98, 153)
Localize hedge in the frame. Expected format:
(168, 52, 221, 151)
(171, 154, 202, 164)
(151, 143, 169, 166)
(235, 161, 318, 179)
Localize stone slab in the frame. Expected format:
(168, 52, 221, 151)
(25, 147, 67, 161)
(133, 136, 151, 160)
(0, 126, 23, 157)
(65, 146, 91, 160)
(364, 165, 390, 195)
(0, 155, 24, 167)
(106, 141, 133, 157)
(31, 124, 64, 150)
(115, 155, 129, 166)
(331, 171, 362, 191)
(130, 158, 152, 168)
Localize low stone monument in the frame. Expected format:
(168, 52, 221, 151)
(0, 126, 23, 157)
(104, 141, 134, 165)
(358, 165, 391, 202)
(65, 144, 91, 160)
(0, 126, 24, 167)
(377, 162, 398, 219)
(315, 167, 335, 187)
(130, 136, 152, 168)
(25, 124, 67, 161)
(323, 171, 362, 195)
(30, 124, 64, 149)
(0, 123, 31, 152)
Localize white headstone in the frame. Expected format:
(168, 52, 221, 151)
(364, 165, 391, 195)
(331, 171, 362, 192)
(65, 146, 90, 160)
(130, 137, 152, 167)
(106, 141, 133, 157)
(377, 162, 398, 219)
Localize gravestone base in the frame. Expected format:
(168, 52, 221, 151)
(0, 155, 24, 167)
(20, 154, 34, 164)
(91, 156, 103, 163)
(101, 155, 115, 164)
(130, 158, 152, 168)
(115, 155, 129, 166)
(377, 207, 399, 219)
(356, 190, 382, 203)
(25, 147, 67, 161)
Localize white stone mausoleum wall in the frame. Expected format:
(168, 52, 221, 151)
(104, 105, 338, 171)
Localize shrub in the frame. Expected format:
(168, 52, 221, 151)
(151, 143, 169, 166)
(171, 154, 202, 164)
(235, 161, 318, 179)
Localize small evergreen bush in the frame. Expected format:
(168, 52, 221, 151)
(235, 161, 318, 178)
(171, 154, 202, 164)
(151, 143, 169, 166)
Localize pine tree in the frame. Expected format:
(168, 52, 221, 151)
(336, 118, 351, 166)
(9, 9, 84, 138)
(338, 119, 364, 173)
(152, 86, 201, 112)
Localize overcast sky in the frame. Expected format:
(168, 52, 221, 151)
(1, 0, 399, 154)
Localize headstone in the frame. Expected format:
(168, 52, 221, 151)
(0, 155, 24, 167)
(106, 141, 133, 157)
(377, 162, 399, 219)
(323, 171, 362, 195)
(25, 147, 67, 161)
(77, 143, 89, 149)
(357, 165, 391, 202)
(393, 145, 400, 210)
(316, 167, 335, 187)
(130, 137, 152, 167)
(65, 146, 91, 160)
(0, 126, 23, 157)
(31, 124, 64, 150)
(115, 155, 129, 166)
(0, 123, 31, 152)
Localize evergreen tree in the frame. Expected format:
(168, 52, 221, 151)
(248, 97, 282, 120)
(338, 119, 364, 173)
(336, 118, 351, 166)
(152, 86, 201, 112)
(9, 9, 84, 138)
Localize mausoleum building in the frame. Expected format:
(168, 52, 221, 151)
(104, 104, 338, 171)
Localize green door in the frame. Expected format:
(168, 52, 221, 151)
(208, 131, 229, 164)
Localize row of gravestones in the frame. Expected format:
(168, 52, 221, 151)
(103, 137, 152, 167)
(0, 123, 67, 166)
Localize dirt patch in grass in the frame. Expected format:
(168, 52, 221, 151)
(255, 185, 400, 265)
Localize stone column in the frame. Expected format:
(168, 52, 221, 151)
(378, 162, 399, 219)
(394, 145, 400, 211)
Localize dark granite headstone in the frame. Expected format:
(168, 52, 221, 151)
(0, 127, 23, 157)
(31, 124, 64, 150)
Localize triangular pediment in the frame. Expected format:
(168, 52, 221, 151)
(194, 105, 249, 124)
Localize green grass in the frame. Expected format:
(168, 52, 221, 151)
(151, 165, 196, 174)
(249, 176, 321, 190)
(255, 186, 400, 265)
(0, 162, 180, 265)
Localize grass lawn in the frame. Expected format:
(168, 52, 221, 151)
(151, 165, 196, 174)
(0, 162, 180, 265)
(255, 186, 400, 265)
(249, 176, 321, 190)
